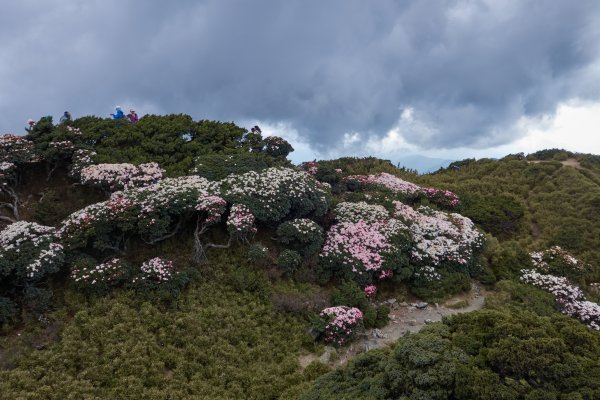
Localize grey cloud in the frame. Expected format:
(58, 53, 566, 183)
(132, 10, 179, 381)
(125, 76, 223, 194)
(1, 0, 599, 151)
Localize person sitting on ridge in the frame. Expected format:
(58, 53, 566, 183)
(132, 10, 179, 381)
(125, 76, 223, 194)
(127, 109, 139, 124)
(59, 111, 72, 123)
(111, 106, 125, 119)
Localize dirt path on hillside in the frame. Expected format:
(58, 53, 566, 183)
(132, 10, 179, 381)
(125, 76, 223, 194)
(528, 158, 582, 169)
(299, 283, 486, 368)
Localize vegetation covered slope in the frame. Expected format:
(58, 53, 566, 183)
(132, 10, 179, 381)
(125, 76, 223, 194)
(1, 116, 599, 399)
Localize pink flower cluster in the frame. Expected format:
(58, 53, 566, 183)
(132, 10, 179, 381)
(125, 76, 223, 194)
(135, 257, 175, 283)
(80, 162, 165, 190)
(521, 269, 600, 331)
(71, 257, 125, 286)
(343, 172, 460, 206)
(301, 161, 318, 175)
(393, 201, 483, 266)
(344, 172, 422, 195)
(321, 219, 405, 278)
(364, 285, 377, 298)
(227, 204, 257, 239)
(195, 195, 227, 225)
(320, 306, 363, 346)
(422, 187, 460, 207)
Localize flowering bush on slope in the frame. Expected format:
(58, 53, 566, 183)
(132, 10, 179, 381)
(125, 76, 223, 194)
(530, 245, 589, 280)
(227, 204, 256, 242)
(0, 221, 64, 280)
(71, 257, 127, 293)
(131, 257, 188, 294)
(521, 269, 600, 331)
(68, 149, 97, 179)
(0, 134, 35, 164)
(343, 172, 460, 207)
(220, 167, 329, 223)
(393, 201, 484, 269)
(263, 136, 294, 158)
(320, 219, 408, 283)
(318, 306, 363, 346)
(80, 162, 165, 191)
(334, 201, 389, 224)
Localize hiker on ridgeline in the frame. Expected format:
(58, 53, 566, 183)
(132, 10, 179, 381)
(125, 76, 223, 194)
(59, 111, 72, 123)
(127, 109, 139, 124)
(111, 106, 125, 119)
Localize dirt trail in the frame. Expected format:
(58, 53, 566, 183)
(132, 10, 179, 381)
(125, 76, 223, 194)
(299, 283, 486, 368)
(528, 158, 582, 169)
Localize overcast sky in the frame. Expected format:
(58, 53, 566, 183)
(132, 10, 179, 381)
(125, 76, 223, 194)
(2, 0, 600, 167)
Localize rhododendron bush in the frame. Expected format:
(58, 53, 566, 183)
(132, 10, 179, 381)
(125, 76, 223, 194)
(316, 306, 363, 346)
(334, 201, 389, 224)
(0, 221, 64, 281)
(343, 172, 460, 207)
(220, 167, 329, 223)
(393, 201, 484, 270)
(320, 218, 410, 283)
(80, 162, 165, 191)
(521, 248, 600, 331)
(227, 204, 256, 242)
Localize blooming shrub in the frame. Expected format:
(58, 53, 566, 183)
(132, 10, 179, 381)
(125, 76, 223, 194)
(69, 149, 97, 179)
(227, 204, 256, 241)
(393, 201, 484, 269)
(0, 221, 64, 281)
(220, 167, 329, 223)
(364, 285, 377, 298)
(195, 195, 227, 225)
(0, 161, 15, 182)
(334, 201, 389, 224)
(530, 246, 589, 280)
(343, 172, 460, 207)
(320, 219, 409, 283)
(344, 172, 421, 196)
(71, 257, 128, 293)
(318, 306, 363, 346)
(276, 218, 324, 256)
(521, 269, 600, 331)
(131, 257, 188, 294)
(422, 187, 460, 207)
(80, 162, 165, 191)
(0, 134, 35, 164)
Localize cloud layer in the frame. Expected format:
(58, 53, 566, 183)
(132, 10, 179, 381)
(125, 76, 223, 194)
(1, 0, 600, 153)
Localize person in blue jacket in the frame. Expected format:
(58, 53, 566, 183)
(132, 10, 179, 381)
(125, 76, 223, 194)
(111, 106, 125, 119)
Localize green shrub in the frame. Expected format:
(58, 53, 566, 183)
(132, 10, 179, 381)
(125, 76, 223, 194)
(277, 219, 324, 257)
(0, 297, 17, 326)
(277, 250, 302, 276)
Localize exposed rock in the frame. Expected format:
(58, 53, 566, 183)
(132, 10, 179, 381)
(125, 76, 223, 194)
(416, 302, 428, 309)
(408, 319, 417, 326)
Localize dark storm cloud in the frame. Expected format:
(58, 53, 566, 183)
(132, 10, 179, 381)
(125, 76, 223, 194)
(1, 0, 599, 150)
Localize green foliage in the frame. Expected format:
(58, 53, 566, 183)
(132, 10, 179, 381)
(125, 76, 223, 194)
(458, 193, 525, 238)
(410, 270, 472, 302)
(277, 219, 324, 257)
(0, 281, 315, 399)
(277, 250, 303, 276)
(0, 297, 17, 326)
(193, 153, 275, 180)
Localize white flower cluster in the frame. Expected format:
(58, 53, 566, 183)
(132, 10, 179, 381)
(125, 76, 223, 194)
(135, 257, 175, 283)
(393, 201, 484, 266)
(521, 269, 600, 331)
(413, 265, 442, 282)
(80, 162, 165, 191)
(0, 221, 64, 279)
(344, 172, 421, 195)
(530, 246, 587, 273)
(285, 218, 322, 235)
(71, 258, 125, 285)
(335, 201, 389, 224)
(49, 140, 75, 151)
(220, 167, 329, 222)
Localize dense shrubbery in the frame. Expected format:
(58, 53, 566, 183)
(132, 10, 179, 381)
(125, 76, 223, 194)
(277, 219, 324, 257)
